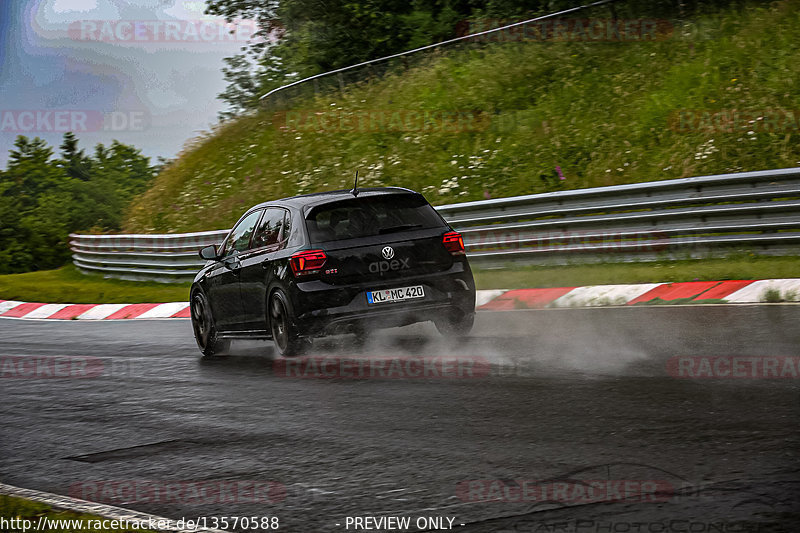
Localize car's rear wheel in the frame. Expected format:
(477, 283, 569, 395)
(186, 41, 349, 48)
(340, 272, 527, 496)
(191, 290, 230, 357)
(434, 310, 475, 337)
(269, 291, 310, 357)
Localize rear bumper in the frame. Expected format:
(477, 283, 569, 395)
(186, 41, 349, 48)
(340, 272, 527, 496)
(290, 260, 475, 336)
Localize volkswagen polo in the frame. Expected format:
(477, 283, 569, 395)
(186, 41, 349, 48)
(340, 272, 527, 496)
(190, 187, 476, 357)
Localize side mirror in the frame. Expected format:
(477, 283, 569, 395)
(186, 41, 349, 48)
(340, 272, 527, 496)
(199, 244, 219, 260)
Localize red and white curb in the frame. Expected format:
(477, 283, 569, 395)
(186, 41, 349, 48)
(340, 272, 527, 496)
(0, 300, 191, 320)
(477, 279, 800, 310)
(0, 279, 797, 320)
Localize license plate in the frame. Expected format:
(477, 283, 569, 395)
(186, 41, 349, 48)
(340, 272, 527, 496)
(366, 285, 425, 304)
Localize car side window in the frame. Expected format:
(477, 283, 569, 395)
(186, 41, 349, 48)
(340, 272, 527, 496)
(252, 208, 287, 250)
(222, 209, 263, 256)
(282, 210, 292, 244)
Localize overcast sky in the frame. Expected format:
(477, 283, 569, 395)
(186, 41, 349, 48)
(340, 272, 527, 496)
(0, 0, 257, 167)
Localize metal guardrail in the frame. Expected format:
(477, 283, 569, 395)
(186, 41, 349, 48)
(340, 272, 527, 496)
(70, 167, 800, 281)
(438, 166, 800, 267)
(70, 230, 228, 282)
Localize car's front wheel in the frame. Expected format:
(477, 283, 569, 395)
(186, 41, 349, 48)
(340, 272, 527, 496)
(269, 291, 310, 357)
(190, 289, 230, 357)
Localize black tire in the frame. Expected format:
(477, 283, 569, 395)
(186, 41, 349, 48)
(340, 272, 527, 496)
(434, 310, 475, 337)
(269, 290, 310, 357)
(190, 289, 230, 357)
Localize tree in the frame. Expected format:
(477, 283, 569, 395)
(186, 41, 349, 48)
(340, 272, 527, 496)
(59, 132, 92, 181)
(3, 136, 61, 210)
(0, 135, 157, 274)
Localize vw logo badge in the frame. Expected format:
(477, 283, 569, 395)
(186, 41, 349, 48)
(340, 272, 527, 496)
(381, 246, 395, 260)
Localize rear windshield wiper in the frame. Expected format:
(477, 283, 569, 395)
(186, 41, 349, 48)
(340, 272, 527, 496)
(378, 224, 422, 235)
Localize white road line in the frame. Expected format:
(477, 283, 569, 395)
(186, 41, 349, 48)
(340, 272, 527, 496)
(0, 482, 226, 533)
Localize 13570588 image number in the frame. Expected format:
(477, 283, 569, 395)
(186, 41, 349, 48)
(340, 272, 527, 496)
(181, 516, 280, 530)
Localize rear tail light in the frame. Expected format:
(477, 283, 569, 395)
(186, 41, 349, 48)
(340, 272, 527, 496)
(442, 231, 465, 255)
(290, 250, 327, 276)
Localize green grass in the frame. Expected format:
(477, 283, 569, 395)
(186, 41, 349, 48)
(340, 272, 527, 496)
(123, 1, 800, 234)
(472, 255, 800, 289)
(0, 494, 156, 532)
(0, 265, 191, 304)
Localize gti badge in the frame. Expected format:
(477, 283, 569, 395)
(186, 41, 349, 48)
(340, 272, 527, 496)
(381, 246, 394, 260)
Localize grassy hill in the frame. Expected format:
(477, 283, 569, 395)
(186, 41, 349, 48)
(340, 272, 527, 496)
(124, 0, 800, 233)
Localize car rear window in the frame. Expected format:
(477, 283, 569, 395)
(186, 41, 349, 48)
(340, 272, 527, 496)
(305, 194, 445, 242)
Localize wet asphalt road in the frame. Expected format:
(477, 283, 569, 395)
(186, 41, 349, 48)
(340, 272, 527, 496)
(1, 305, 799, 533)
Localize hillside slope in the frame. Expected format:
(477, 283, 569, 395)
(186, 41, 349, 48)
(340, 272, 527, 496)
(124, 1, 800, 233)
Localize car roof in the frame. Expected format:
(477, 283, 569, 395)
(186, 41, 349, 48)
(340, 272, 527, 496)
(249, 187, 421, 211)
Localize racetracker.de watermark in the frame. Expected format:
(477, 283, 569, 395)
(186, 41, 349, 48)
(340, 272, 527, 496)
(667, 356, 800, 379)
(273, 356, 491, 379)
(68, 480, 286, 504)
(458, 18, 674, 42)
(456, 479, 674, 503)
(68, 19, 258, 43)
(0, 356, 133, 379)
(0, 110, 148, 133)
(669, 109, 800, 133)
(464, 229, 670, 253)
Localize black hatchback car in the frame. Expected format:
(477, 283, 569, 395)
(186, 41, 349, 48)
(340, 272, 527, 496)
(190, 187, 476, 356)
